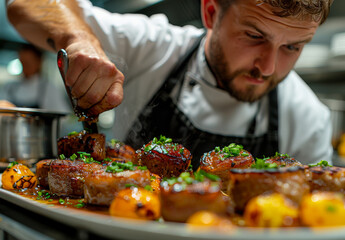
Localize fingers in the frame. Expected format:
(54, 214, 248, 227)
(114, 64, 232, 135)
(64, 45, 124, 116)
(87, 79, 124, 116)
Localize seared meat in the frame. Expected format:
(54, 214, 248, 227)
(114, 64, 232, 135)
(106, 139, 135, 161)
(228, 167, 310, 213)
(84, 167, 151, 206)
(306, 166, 345, 193)
(264, 153, 303, 167)
(133, 136, 192, 178)
(48, 159, 105, 197)
(57, 130, 106, 161)
(199, 143, 254, 192)
(160, 171, 229, 222)
(35, 159, 52, 189)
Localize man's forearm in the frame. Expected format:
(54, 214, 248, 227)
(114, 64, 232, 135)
(7, 0, 101, 52)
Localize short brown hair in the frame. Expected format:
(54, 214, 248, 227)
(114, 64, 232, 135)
(217, 0, 334, 24)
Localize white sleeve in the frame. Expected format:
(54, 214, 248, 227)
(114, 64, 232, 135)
(279, 71, 333, 165)
(75, 0, 203, 81)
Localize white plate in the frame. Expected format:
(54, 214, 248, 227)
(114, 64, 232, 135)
(1, 181, 345, 239)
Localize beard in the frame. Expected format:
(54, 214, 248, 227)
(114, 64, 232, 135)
(207, 32, 285, 103)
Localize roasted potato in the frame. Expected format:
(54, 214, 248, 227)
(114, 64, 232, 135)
(109, 187, 161, 220)
(243, 193, 299, 227)
(2, 162, 37, 190)
(300, 192, 345, 227)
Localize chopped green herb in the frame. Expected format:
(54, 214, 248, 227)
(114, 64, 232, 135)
(7, 161, 19, 169)
(150, 175, 156, 180)
(68, 131, 79, 136)
(75, 203, 85, 208)
(137, 166, 148, 170)
(70, 153, 78, 161)
(167, 178, 177, 185)
(275, 152, 290, 158)
(251, 158, 278, 170)
(309, 160, 332, 167)
(58, 198, 65, 205)
(144, 185, 153, 191)
(165, 170, 220, 187)
(214, 143, 248, 159)
(144, 135, 173, 152)
(326, 204, 337, 212)
(110, 139, 122, 146)
(106, 161, 136, 173)
(59, 154, 66, 160)
(125, 183, 137, 188)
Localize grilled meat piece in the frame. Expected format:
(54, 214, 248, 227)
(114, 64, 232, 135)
(57, 130, 106, 161)
(160, 179, 229, 222)
(228, 167, 310, 213)
(199, 144, 254, 192)
(306, 166, 345, 193)
(106, 139, 135, 161)
(133, 136, 192, 178)
(264, 153, 303, 167)
(84, 168, 151, 206)
(48, 159, 105, 197)
(35, 159, 52, 189)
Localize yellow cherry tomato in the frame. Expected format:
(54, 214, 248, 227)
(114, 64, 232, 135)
(187, 211, 234, 232)
(2, 163, 37, 190)
(244, 193, 299, 227)
(300, 192, 345, 227)
(109, 187, 161, 220)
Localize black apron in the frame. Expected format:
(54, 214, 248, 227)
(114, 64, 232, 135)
(125, 34, 279, 169)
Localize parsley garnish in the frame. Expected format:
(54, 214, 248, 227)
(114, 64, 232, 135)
(309, 160, 332, 167)
(70, 153, 78, 161)
(36, 190, 51, 200)
(125, 183, 137, 188)
(75, 200, 85, 208)
(144, 185, 153, 191)
(251, 158, 278, 169)
(274, 152, 290, 158)
(76, 152, 101, 164)
(214, 143, 249, 160)
(7, 161, 19, 169)
(106, 161, 135, 173)
(144, 135, 173, 152)
(164, 170, 220, 187)
(68, 131, 79, 136)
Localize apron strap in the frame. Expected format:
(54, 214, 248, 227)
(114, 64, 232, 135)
(159, 31, 206, 95)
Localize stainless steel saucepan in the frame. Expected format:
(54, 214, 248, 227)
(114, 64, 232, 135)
(0, 107, 67, 167)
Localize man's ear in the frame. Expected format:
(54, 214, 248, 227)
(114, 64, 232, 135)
(201, 0, 218, 29)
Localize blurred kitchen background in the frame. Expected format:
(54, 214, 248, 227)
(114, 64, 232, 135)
(1, 0, 345, 159)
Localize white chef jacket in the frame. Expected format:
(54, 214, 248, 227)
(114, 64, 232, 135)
(74, 0, 333, 164)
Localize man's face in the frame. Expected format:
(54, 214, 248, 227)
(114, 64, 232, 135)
(205, 0, 319, 102)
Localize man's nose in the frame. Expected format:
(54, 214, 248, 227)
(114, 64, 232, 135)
(254, 45, 278, 77)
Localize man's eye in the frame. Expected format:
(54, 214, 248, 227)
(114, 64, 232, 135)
(246, 32, 262, 40)
(286, 44, 300, 52)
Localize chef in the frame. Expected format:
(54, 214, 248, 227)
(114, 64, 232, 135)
(6, 0, 334, 167)
(0, 44, 70, 112)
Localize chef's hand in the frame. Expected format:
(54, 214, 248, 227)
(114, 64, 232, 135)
(64, 41, 124, 116)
